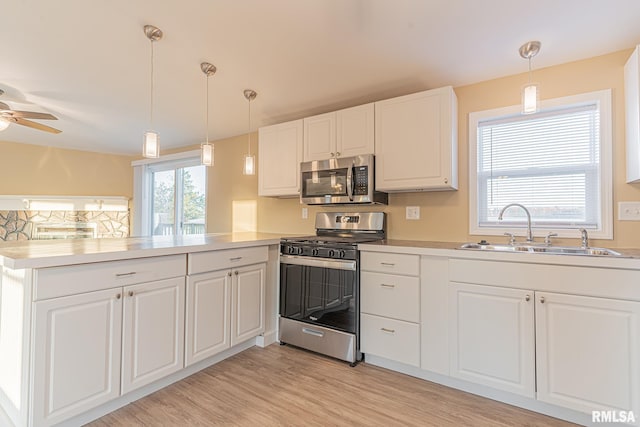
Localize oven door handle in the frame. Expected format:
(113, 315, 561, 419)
(279, 255, 356, 271)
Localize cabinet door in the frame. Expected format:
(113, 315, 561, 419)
(375, 86, 457, 191)
(185, 270, 231, 366)
(336, 103, 375, 158)
(449, 282, 535, 397)
(32, 289, 123, 427)
(121, 277, 185, 394)
(231, 263, 266, 346)
(536, 292, 640, 419)
(304, 112, 336, 161)
(258, 119, 303, 197)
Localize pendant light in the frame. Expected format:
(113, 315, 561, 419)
(200, 62, 217, 166)
(519, 41, 541, 115)
(243, 89, 257, 175)
(143, 25, 163, 158)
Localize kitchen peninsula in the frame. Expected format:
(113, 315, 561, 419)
(0, 233, 283, 427)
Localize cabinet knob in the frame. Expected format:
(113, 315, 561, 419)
(128, 291, 134, 297)
(228, 271, 232, 277)
(540, 296, 545, 304)
(116, 293, 121, 300)
(444, 178, 449, 184)
(525, 294, 530, 302)
(234, 270, 239, 276)
(335, 152, 340, 157)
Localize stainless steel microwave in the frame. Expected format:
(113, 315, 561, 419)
(300, 154, 388, 205)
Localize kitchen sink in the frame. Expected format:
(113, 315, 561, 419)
(458, 243, 628, 257)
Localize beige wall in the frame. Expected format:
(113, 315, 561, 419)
(0, 140, 134, 197)
(4, 48, 640, 248)
(256, 48, 640, 248)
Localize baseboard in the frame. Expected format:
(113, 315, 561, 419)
(255, 329, 277, 348)
(364, 354, 595, 427)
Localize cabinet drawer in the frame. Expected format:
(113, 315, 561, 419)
(361, 252, 419, 276)
(361, 313, 420, 367)
(361, 272, 419, 322)
(188, 246, 268, 275)
(34, 255, 186, 301)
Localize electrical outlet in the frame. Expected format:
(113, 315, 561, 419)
(406, 206, 420, 220)
(302, 207, 308, 219)
(618, 202, 640, 220)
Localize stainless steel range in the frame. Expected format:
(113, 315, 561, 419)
(278, 212, 386, 365)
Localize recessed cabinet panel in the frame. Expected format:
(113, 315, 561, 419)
(449, 282, 535, 398)
(121, 277, 185, 394)
(375, 86, 457, 191)
(336, 103, 375, 158)
(32, 289, 123, 427)
(304, 112, 336, 161)
(258, 119, 303, 197)
(185, 270, 231, 366)
(536, 292, 640, 419)
(231, 264, 266, 346)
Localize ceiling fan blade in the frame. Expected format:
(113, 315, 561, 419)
(13, 117, 62, 134)
(6, 111, 58, 120)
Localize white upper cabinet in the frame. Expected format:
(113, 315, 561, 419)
(625, 45, 640, 183)
(375, 86, 458, 192)
(303, 103, 375, 161)
(258, 119, 303, 197)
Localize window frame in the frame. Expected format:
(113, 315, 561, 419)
(468, 89, 613, 240)
(132, 150, 207, 236)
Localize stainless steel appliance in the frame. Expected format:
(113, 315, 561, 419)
(279, 212, 386, 365)
(300, 154, 387, 205)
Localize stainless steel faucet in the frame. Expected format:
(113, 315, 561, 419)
(498, 203, 534, 243)
(579, 228, 589, 248)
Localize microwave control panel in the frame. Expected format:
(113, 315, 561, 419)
(354, 166, 369, 195)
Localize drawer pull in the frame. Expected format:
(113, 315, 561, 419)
(380, 283, 395, 288)
(380, 328, 395, 334)
(229, 256, 243, 262)
(302, 327, 324, 338)
(380, 262, 395, 267)
(115, 272, 137, 278)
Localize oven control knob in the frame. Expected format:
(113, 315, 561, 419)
(288, 246, 296, 255)
(312, 248, 319, 256)
(328, 249, 335, 258)
(297, 247, 304, 255)
(339, 250, 346, 259)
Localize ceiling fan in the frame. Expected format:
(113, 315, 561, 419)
(0, 89, 61, 134)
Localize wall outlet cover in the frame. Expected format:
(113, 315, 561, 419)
(618, 201, 640, 221)
(406, 206, 420, 220)
(302, 207, 308, 219)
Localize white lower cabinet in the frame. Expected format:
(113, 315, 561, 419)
(121, 277, 185, 394)
(449, 282, 535, 397)
(32, 288, 123, 427)
(536, 291, 640, 419)
(185, 263, 265, 366)
(361, 313, 420, 366)
(32, 274, 186, 427)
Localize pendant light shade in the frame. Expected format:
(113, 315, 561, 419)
(519, 41, 541, 115)
(143, 131, 159, 158)
(243, 89, 257, 175)
(143, 25, 163, 158)
(200, 62, 217, 167)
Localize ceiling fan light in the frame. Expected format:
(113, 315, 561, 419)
(522, 83, 539, 114)
(0, 118, 9, 131)
(143, 131, 159, 158)
(201, 143, 214, 166)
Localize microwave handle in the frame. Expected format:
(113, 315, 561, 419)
(346, 166, 354, 201)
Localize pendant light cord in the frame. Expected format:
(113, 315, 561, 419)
(528, 56, 533, 84)
(205, 73, 210, 144)
(150, 39, 155, 128)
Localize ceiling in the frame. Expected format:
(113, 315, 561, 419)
(2, 0, 640, 156)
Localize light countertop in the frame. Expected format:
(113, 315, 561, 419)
(0, 233, 292, 269)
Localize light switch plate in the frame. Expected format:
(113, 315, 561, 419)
(618, 201, 640, 220)
(406, 206, 420, 220)
(302, 207, 308, 219)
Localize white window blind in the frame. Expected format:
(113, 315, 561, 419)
(469, 90, 612, 239)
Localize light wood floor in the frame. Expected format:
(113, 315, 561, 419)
(88, 345, 577, 427)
